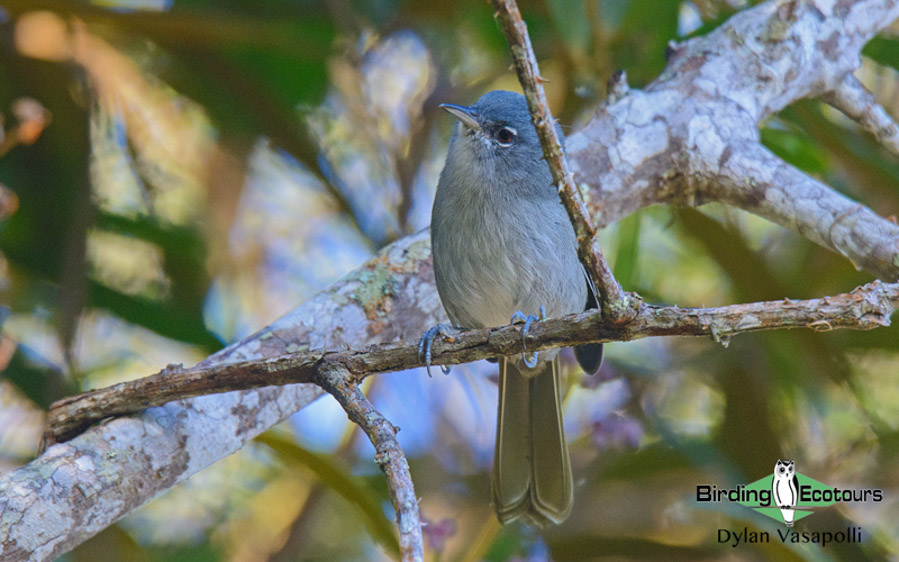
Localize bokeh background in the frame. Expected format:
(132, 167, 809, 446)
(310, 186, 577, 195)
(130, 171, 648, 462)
(1, 0, 898, 560)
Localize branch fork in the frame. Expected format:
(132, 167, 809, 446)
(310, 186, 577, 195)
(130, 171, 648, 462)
(7, 1, 899, 560)
(491, 0, 632, 322)
(315, 365, 423, 562)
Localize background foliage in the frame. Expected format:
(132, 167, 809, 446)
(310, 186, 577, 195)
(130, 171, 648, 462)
(1, 0, 898, 560)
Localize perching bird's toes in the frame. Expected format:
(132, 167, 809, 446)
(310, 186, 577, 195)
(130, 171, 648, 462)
(510, 306, 546, 368)
(418, 323, 455, 377)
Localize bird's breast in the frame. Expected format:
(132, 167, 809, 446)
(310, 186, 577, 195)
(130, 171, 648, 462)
(431, 181, 584, 330)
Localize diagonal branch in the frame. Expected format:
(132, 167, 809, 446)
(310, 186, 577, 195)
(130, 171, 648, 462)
(824, 73, 899, 158)
(1, 229, 442, 562)
(567, 0, 899, 280)
(490, 0, 632, 321)
(705, 141, 899, 280)
(44, 280, 899, 446)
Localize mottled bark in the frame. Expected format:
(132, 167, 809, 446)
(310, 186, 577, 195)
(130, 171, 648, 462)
(43, 280, 899, 447)
(3, 0, 899, 559)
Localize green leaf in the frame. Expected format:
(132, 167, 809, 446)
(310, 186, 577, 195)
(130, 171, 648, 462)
(545, 0, 590, 55)
(675, 208, 785, 302)
(610, 0, 682, 85)
(675, 208, 851, 389)
(0, 346, 71, 410)
(862, 36, 899, 70)
(70, 523, 147, 562)
(613, 211, 642, 289)
(255, 432, 401, 559)
(760, 126, 829, 176)
(548, 535, 723, 560)
(88, 282, 222, 352)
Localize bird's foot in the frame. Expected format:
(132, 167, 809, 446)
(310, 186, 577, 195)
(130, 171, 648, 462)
(510, 306, 546, 368)
(418, 323, 455, 377)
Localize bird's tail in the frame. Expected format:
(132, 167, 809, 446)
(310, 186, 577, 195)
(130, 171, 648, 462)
(492, 356, 573, 526)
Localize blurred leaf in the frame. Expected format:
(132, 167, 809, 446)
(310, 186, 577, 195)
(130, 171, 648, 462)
(760, 125, 830, 176)
(482, 523, 527, 562)
(95, 212, 209, 309)
(0, 345, 69, 409)
(611, 0, 681, 85)
(877, 428, 899, 464)
(160, 45, 326, 156)
(600, 440, 694, 481)
(545, 0, 590, 55)
(808, 509, 894, 561)
(782, 101, 899, 207)
(3, 1, 333, 63)
(676, 208, 851, 385)
(675, 208, 785, 302)
(0, 50, 94, 382)
(146, 6, 333, 176)
(456, 513, 500, 562)
(143, 542, 222, 562)
(71, 523, 146, 562)
(89, 282, 222, 351)
(840, 321, 899, 352)
(0, 61, 90, 281)
(713, 364, 783, 478)
(56, 176, 91, 375)
(862, 36, 899, 70)
(255, 431, 401, 559)
(613, 211, 641, 290)
(547, 536, 722, 561)
(5, 1, 333, 180)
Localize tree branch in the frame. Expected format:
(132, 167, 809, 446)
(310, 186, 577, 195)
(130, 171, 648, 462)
(43, 280, 899, 446)
(567, 0, 899, 279)
(315, 365, 423, 562)
(5, 1, 899, 558)
(704, 141, 899, 279)
(0, 230, 443, 561)
(824, 73, 899, 158)
(490, 0, 631, 321)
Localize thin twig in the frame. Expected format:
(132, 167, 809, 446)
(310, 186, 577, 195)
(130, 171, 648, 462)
(824, 74, 899, 158)
(44, 280, 899, 446)
(490, 0, 633, 322)
(315, 365, 423, 562)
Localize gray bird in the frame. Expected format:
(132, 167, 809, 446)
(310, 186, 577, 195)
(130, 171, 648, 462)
(426, 90, 602, 526)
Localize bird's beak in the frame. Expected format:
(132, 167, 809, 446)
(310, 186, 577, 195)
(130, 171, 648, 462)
(439, 103, 480, 132)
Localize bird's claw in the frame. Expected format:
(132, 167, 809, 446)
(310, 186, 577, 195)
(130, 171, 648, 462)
(510, 306, 546, 368)
(418, 323, 454, 377)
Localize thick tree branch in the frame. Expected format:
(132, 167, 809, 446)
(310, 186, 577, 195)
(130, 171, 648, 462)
(490, 0, 630, 320)
(567, 0, 899, 278)
(43, 280, 899, 446)
(706, 141, 899, 279)
(0, 231, 443, 561)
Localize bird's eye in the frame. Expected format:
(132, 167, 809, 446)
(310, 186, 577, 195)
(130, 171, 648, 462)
(495, 127, 516, 145)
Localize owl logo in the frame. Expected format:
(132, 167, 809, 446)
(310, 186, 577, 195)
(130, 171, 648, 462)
(772, 459, 799, 526)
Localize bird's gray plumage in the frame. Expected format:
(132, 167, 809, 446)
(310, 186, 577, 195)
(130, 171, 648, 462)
(432, 91, 585, 332)
(430, 90, 601, 526)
